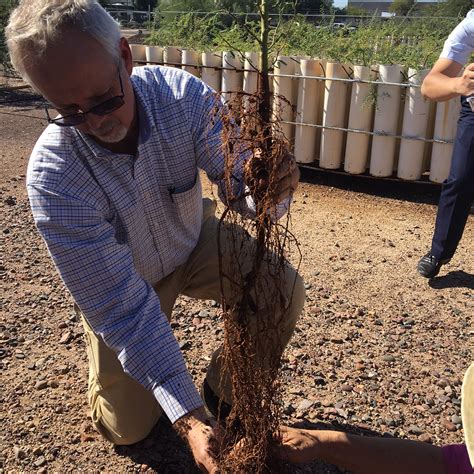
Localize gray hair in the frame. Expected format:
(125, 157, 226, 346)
(6, 0, 121, 81)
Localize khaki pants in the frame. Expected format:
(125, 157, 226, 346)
(80, 198, 305, 445)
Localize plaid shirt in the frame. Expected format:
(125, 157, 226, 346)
(27, 66, 250, 423)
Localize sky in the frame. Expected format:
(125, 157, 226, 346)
(333, 0, 348, 7)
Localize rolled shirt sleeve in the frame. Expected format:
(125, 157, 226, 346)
(440, 9, 474, 66)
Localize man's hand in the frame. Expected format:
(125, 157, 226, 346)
(273, 150, 300, 203)
(174, 407, 222, 473)
(454, 63, 474, 96)
(276, 426, 321, 464)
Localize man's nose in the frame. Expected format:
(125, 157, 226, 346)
(84, 112, 108, 129)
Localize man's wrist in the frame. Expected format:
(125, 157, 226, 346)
(451, 76, 462, 96)
(173, 406, 211, 439)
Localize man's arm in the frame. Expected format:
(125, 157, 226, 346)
(277, 426, 446, 474)
(421, 58, 474, 101)
(188, 76, 299, 218)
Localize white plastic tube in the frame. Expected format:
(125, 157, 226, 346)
(130, 44, 147, 67)
(201, 52, 222, 92)
(429, 97, 461, 183)
(221, 51, 243, 103)
(145, 46, 163, 66)
(369, 64, 403, 177)
(294, 59, 323, 164)
(320, 62, 349, 169)
(273, 56, 298, 146)
(397, 68, 431, 180)
(243, 52, 259, 95)
(242, 52, 259, 114)
(182, 49, 200, 77)
(344, 65, 373, 174)
(163, 46, 181, 68)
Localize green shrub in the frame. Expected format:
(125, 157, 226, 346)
(146, 11, 463, 70)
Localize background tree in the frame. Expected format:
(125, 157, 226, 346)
(295, 0, 334, 14)
(346, 5, 368, 16)
(0, 0, 18, 73)
(135, 0, 158, 10)
(389, 0, 415, 16)
(431, 0, 471, 17)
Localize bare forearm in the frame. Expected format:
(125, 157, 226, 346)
(315, 431, 446, 474)
(421, 72, 461, 102)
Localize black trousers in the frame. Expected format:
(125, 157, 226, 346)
(431, 96, 474, 260)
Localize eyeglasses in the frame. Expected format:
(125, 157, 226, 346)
(45, 70, 125, 127)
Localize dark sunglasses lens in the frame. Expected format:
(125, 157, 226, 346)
(90, 96, 124, 116)
(56, 115, 85, 126)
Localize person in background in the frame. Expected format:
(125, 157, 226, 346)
(417, 9, 474, 279)
(278, 363, 474, 474)
(6, 1, 304, 472)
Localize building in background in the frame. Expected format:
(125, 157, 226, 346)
(347, 0, 440, 14)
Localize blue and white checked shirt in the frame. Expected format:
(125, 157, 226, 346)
(441, 9, 474, 66)
(27, 66, 252, 423)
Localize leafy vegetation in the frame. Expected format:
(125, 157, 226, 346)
(1, 1, 18, 74)
(147, 12, 461, 69)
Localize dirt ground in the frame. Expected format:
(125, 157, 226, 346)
(1, 89, 473, 473)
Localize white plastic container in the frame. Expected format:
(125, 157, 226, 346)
(201, 52, 222, 92)
(146, 46, 163, 65)
(242, 52, 259, 114)
(273, 56, 298, 146)
(221, 51, 243, 103)
(182, 49, 200, 77)
(163, 46, 181, 68)
(397, 68, 431, 180)
(344, 65, 373, 174)
(294, 59, 324, 164)
(369, 64, 403, 177)
(130, 44, 146, 67)
(429, 97, 461, 183)
(319, 62, 349, 169)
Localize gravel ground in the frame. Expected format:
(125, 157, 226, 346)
(1, 92, 473, 473)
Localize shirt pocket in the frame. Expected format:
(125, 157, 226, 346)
(170, 174, 202, 238)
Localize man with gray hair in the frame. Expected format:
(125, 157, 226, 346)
(6, 0, 304, 471)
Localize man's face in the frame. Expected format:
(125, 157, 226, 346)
(26, 31, 135, 145)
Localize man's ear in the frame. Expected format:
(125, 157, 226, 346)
(119, 37, 133, 76)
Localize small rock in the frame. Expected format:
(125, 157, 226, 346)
(59, 331, 73, 344)
(442, 419, 457, 432)
(383, 355, 396, 363)
(408, 425, 424, 435)
(5, 196, 16, 206)
(297, 399, 314, 412)
(198, 310, 210, 318)
(341, 384, 353, 392)
(13, 446, 26, 460)
(451, 415, 462, 425)
(304, 283, 312, 290)
(314, 376, 326, 386)
(283, 404, 295, 415)
(32, 447, 43, 456)
(419, 433, 432, 443)
(336, 408, 349, 419)
(179, 340, 191, 350)
(49, 380, 59, 389)
(34, 456, 46, 467)
(35, 381, 48, 390)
